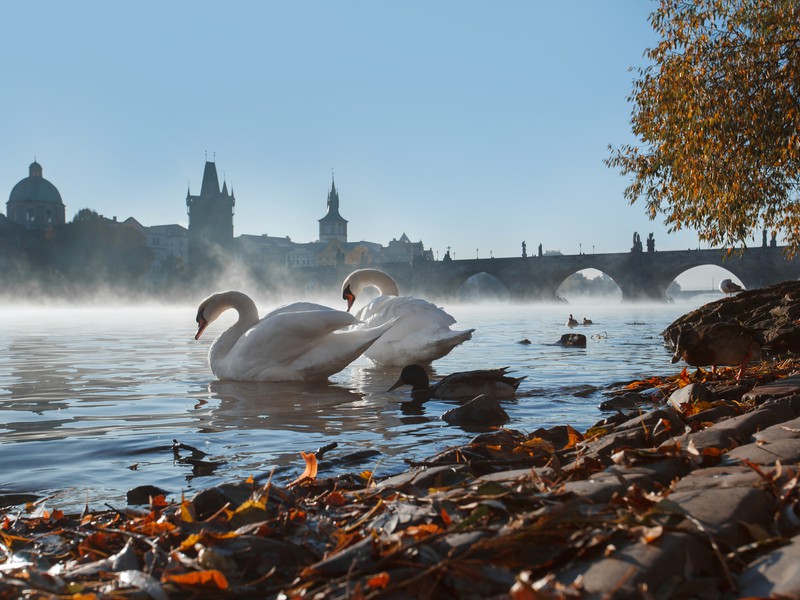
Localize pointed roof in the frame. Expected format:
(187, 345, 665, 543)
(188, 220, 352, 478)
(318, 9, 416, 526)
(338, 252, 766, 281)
(199, 161, 220, 197)
(319, 174, 347, 223)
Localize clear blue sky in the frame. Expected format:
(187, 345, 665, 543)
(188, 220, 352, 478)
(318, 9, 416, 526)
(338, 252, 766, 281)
(1, 1, 737, 287)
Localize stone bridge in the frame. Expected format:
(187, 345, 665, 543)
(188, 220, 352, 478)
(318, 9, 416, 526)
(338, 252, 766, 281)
(292, 245, 800, 303)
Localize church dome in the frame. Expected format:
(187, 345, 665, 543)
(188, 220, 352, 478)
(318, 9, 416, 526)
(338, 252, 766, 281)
(8, 161, 63, 205)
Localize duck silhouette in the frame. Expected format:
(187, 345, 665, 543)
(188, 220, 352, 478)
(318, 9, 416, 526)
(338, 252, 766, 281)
(671, 321, 761, 382)
(387, 364, 525, 400)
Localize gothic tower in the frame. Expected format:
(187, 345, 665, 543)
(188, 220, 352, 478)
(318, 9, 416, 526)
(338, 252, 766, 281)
(186, 160, 235, 271)
(318, 174, 348, 243)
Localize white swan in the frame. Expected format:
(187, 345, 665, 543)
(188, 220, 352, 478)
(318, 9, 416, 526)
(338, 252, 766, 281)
(340, 269, 474, 366)
(195, 291, 395, 381)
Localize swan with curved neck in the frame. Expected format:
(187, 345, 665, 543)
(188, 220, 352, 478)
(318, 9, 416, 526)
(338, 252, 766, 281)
(195, 291, 394, 381)
(340, 269, 474, 366)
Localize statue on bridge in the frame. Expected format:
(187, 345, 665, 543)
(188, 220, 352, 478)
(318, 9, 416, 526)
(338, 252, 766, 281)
(632, 232, 643, 253)
(538, 242, 543, 257)
(522, 241, 527, 258)
(647, 232, 655, 252)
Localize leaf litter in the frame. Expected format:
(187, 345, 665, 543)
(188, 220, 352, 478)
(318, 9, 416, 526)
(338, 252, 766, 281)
(1, 357, 799, 598)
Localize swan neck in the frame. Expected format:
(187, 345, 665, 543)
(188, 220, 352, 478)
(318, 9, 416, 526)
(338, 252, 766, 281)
(347, 269, 400, 297)
(210, 292, 260, 359)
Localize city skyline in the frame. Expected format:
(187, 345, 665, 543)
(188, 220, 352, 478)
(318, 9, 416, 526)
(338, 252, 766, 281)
(0, 2, 759, 289)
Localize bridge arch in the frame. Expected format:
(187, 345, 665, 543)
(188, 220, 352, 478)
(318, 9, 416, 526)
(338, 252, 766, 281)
(456, 272, 510, 302)
(403, 246, 799, 302)
(556, 268, 622, 302)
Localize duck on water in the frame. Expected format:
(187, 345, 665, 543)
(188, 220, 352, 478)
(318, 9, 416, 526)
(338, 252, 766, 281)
(387, 364, 526, 400)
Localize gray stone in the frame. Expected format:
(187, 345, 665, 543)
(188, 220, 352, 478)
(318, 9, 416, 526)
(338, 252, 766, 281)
(743, 374, 800, 402)
(669, 482, 775, 551)
(723, 437, 800, 465)
(441, 394, 510, 425)
(670, 465, 763, 492)
(753, 415, 800, 441)
(558, 532, 720, 599)
(686, 403, 740, 424)
(663, 402, 797, 454)
(555, 333, 587, 347)
(475, 466, 557, 485)
(564, 459, 687, 504)
(737, 533, 800, 598)
(668, 382, 714, 410)
(377, 464, 468, 491)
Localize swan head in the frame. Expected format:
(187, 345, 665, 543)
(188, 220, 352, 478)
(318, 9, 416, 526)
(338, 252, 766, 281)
(341, 269, 400, 312)
(195, 291, 254, 340)
(342, 284, 356, 312)
(195, 295, 220, 340)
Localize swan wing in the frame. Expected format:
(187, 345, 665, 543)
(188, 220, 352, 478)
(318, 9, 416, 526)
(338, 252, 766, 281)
(216, 307, 396, 381)
(214, 305, 365, 381)
(353, 296, 473, 366)
(354, 295, 457, 328)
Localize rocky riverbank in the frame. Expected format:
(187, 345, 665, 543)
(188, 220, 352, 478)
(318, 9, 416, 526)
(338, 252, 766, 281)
(1, 355, 799, 599)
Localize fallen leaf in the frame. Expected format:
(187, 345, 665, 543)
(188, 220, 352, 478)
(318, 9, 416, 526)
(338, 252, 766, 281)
(367, 571, 390, 590)
(288, 452, 318, 487)
(163, 569, 229, 590)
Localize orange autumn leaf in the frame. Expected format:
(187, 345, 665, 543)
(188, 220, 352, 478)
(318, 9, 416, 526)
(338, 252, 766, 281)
(289, 452, 318, 487)
(151, 495, 169, 509)
(164, 569, 229, 590)
(440, 507, 452, 526)
(245, 474, 254, 485)
(367, 572, 391, 590)
(521, 437, 555, 453)
(403, 523, 442, 540)
(325, 491, 347, 507)
(639, 525, 664, 544)
(179, 495, 195, 523)
(702, 446, 724, 457)
(564, 424, 584, 449)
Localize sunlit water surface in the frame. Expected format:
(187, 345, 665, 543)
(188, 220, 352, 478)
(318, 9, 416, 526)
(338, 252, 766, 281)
(0, 296, 716, 510)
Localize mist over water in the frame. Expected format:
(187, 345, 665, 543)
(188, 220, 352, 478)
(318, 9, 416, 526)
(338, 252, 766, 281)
(0, 296, 707, 511)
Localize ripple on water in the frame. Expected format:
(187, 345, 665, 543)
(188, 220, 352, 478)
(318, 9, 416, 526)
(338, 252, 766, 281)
(0, 301, 694, 510)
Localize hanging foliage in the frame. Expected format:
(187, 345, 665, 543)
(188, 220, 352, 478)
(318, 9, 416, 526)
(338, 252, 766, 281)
(606, 0, 800, 254)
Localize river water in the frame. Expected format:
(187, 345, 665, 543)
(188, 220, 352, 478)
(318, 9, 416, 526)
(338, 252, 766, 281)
(0, 295, 716, 510)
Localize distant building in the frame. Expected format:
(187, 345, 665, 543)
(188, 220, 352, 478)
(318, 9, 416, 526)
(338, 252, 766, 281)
(318, 175, 348, 243)
(135, 220, 188, 279)
(186, 160, 235, 270)
(382, 233, 431, 264)
(6, 161, 66, 230)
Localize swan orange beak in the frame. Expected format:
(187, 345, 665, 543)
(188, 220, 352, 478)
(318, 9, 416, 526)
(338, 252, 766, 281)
(342, 286, 355, 312)
(195, 317, 208, 340)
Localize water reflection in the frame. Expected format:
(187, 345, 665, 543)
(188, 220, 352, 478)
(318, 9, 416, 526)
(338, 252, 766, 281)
(0, 302, 694, 510)
(203, 380, 365, 432)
